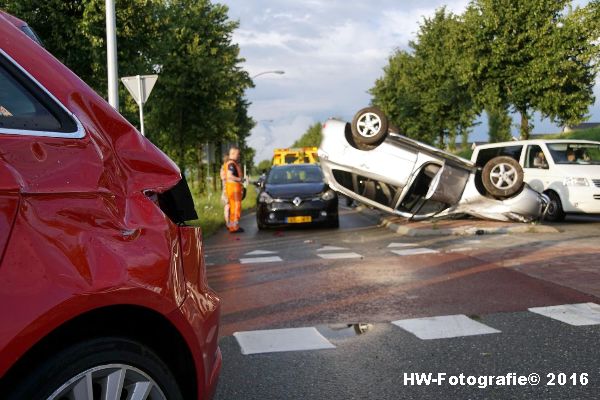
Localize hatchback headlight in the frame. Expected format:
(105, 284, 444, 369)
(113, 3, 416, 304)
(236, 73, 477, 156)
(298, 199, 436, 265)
(259, 192, 274, 204)
(321, 189, 336, 201)
(563, 177, 589, 187)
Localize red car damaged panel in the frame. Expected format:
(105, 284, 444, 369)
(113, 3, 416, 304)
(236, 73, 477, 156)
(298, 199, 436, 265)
(0, 12, 220, 399)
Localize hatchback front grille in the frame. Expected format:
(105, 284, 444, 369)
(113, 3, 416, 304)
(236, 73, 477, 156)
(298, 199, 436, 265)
(594, 194, 600, 200)
(593, 179, 600, 188)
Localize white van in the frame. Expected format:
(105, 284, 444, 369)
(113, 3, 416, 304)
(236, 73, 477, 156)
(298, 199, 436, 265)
(472, 140, 600, 221)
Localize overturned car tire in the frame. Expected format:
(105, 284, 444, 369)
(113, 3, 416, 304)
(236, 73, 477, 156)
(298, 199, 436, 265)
(351, 106, 389, 146)
(481, 156, 524, 199)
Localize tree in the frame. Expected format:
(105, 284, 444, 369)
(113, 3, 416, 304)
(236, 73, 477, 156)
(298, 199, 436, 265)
(464, 0, 598, 138)
(371, 9, 478, 147)
(255, 159, 272, 174)
(147, 1, 253, 172)
(5, 0, 255, 192)
(486, 105, 512, 142)
(292, 122, 322, 147)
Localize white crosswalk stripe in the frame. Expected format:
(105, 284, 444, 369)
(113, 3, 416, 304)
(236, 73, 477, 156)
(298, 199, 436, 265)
(317, 246, 348, 252)
(234, 327, 336, 355)
(391, 314, 501, 340)
(528, 303, 600, 326)
(391, 247, 439, 256)
(387, 242, 417, 248)
(244, 250, 277, 256)
(240, 256, 283, 264)
(318, 252, 362, 259)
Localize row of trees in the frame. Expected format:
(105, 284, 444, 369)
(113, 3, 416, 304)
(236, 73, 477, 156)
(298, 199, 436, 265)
(371, 0, 600, 147)
(3, 0, 254, 191)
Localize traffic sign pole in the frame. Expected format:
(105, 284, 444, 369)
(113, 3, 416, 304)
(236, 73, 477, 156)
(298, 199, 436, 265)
(137, 75, 145, 136)
(121, 74, 158, 136)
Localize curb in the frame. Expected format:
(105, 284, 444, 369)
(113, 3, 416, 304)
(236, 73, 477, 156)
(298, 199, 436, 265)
(355, 205, 560, 237)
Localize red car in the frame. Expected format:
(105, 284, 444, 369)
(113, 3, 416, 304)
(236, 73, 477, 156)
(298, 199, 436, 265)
(0, 11, 221, 400)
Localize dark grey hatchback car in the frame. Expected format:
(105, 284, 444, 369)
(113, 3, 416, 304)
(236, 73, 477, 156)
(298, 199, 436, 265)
(256, 164, 339, 229)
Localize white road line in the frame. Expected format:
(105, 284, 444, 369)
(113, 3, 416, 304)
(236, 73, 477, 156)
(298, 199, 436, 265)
(239, 256, 283, 264)
(244, 250, 277, 256)
(387, 243, 417, 248)
(317, 252, 362, 260)
(528, 303, 600, 326)
(233, 327, 336, 355)
(391, 248, 439, 256)
(317, 246, 348, 252)
(392, 314, 500, 340)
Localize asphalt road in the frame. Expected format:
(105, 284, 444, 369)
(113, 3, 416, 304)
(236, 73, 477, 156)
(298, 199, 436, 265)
(205, 203, 600, 399)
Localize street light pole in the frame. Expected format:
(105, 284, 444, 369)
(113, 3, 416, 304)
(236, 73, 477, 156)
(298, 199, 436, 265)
(106, 0, 119, 109)
(251, 70, 285, 79)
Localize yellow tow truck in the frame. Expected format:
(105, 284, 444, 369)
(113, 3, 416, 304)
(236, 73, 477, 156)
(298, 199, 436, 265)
(272, 147, 319, 165)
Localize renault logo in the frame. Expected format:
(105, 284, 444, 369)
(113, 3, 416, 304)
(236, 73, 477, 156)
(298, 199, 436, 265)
(293, 197, 302, 206)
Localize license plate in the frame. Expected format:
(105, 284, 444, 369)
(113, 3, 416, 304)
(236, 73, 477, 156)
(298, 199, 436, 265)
(287, 216, 312, 223)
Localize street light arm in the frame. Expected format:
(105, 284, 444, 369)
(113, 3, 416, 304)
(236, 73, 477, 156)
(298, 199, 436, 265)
(251, 70, 285, 79)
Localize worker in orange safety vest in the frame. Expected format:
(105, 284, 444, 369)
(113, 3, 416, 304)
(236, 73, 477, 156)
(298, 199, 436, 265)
(225, 146, 244, 233)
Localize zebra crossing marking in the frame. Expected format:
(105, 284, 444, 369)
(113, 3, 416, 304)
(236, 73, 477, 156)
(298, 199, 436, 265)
(391, 248, 439, 256)
(317, 246, 348, 252)
(318, 252, 362, 260)
(234, 327, 336, 355)
(244, 250, 277, 256)
(392, 314, 500, 340)
(528, 303, 600, 326)
(240, 256, 283, 264)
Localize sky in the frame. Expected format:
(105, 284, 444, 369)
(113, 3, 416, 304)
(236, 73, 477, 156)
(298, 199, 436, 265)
(219, 0, 597, 162)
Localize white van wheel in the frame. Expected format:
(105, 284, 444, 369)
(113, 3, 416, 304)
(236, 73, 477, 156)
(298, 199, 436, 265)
(545, 191, 565, 222)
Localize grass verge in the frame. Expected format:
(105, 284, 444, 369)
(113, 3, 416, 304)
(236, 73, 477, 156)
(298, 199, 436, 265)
(189, 184, 257, 237)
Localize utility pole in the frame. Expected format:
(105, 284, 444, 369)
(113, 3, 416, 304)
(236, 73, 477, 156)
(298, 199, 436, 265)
(106, 0, 119, 109)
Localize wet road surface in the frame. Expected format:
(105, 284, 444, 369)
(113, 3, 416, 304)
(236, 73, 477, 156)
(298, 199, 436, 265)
(205, 204, 600, 399)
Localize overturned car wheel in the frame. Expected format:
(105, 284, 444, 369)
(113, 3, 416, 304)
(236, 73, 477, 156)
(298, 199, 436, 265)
(481, 156, 524, 199)
(351, 107, 389, 146)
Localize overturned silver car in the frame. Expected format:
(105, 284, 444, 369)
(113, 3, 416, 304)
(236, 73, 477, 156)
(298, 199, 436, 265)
(318, 107, 548, 222)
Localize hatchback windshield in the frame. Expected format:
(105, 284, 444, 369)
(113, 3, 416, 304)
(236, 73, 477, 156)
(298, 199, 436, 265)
(267, 165, 324, 184)
(546, 143, 600, 165)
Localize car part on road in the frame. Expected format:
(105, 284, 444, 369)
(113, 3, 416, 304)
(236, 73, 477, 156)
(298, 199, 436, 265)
(545, 191, 566, 222)
(481, 156, 524, 199)
(351, 106, 389, 145)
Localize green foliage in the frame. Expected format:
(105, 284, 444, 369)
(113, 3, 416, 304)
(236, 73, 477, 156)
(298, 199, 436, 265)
(371, 8, 477, 147)
(554, 127, 600, 141)
(487, 105, 512, 142)
(255, 159, 272, 174)
(371, 1, 600, 143)
(455, 147, 474, 160)
(3, 0, 254, 190)
(292, 122, 322, 147)
(464, 0, 599, 139)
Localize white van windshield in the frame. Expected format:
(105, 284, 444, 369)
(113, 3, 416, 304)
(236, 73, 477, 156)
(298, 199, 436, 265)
(547, 143, 600, 165)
